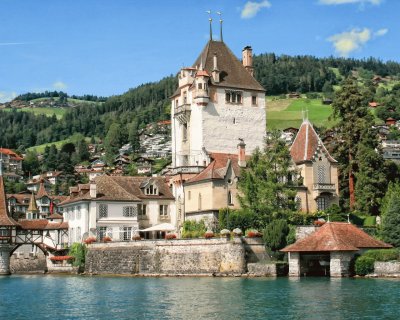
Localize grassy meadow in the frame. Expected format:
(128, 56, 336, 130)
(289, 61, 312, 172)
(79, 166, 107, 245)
(267, 98, 336, 130)
(2, 107, 67, 119)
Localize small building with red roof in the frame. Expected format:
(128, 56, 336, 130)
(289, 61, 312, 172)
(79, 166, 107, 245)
(281, 222, 392, 277)
(290, 119, 339, 213)
(0, 148, 23, 174)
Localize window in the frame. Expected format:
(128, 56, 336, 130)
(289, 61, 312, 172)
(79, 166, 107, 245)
(41, 197, 49, 204)
(145, 185, 158, 195)
(77, 206, 81, 220)
(188, 191, 191, 200)
(123, 206, 137, 217)
(99, 204, 108, 218)
(159, 205, 168, 216)
(225, 90, 243, 104)
(295, 196, 302, 210)
(252, 95, 257, 105)
(98, 226, 107, 240)
(198, 193, 202, 210)
(182, 123, 188, 141)
(228, 191, 234, 206)
(317, 165, 327, 184)
(316, 197, 327, 211)
(138, 204, 147, 216)
(76, 227, 81, 242)
(121, 227, 132, 241)
(198, 83, 203, 90)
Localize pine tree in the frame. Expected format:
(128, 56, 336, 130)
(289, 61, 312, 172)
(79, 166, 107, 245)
(332, 77, 386, 213)
(380, 183, 400, 247)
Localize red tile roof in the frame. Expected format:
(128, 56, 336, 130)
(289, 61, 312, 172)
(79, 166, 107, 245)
(36, 180, 49, 198)
(0, 148, 23, 161)
(281, 222, 392, 252)
(290, 120, 336, 164)
(0, 176, 19, 226)
(18, 219, 68, 230)
(186, 153, 242, 184)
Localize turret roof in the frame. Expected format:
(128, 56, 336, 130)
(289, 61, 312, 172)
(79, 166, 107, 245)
(0, 176, 19, 226)
(27, 192, 39, 213)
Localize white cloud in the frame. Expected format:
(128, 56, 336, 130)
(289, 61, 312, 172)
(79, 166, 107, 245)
(327, 27, 387, 57)
(0, 42, 28, 46)
(319, 0, 383, 5)
(374, 28, 388, 37)
(0, 91, 17, 103)
(241, 1, 271, 19)
(53, 81, 68, 90)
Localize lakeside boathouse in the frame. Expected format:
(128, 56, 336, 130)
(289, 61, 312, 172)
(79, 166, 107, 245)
(281, 222, 392, 277)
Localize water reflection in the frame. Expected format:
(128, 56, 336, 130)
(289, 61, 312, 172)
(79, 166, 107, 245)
(0, 276, 399, 319)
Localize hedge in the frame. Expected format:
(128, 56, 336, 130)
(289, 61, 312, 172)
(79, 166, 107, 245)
(355, 256, 375, 276)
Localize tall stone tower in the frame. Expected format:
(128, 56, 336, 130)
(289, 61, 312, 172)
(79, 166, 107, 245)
(171, 40, 266, 169)
(169, 39, 266, 227)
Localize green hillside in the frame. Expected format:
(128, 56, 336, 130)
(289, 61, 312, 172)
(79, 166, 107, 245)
(267, 98, 336, 130)
(3, 107, 67, 119)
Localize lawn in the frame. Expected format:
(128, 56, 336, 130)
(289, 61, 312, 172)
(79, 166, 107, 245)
(27, 136, 93, 154)
(267, 98, 336, 130)
(2, 107, 67, 119)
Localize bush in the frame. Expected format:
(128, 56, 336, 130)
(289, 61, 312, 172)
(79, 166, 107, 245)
(263, 219, 289, 251)
(363, 249, 399, 262)
(218, 208, 257, 231)
(68, 243, 86, 268)
(182, 220, 206, 239)
(355, 256, 375, 276)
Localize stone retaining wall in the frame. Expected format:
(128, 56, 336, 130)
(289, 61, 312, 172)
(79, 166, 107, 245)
(10, 254, 47, 274)
(374, 261, 400, 277)
(85, 238, 271, 276)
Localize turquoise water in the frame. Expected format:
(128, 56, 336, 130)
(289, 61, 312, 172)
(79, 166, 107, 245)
(0, 276, 399, 319)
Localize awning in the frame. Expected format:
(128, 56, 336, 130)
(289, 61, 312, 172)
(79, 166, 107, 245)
(140, 223, 176, 232)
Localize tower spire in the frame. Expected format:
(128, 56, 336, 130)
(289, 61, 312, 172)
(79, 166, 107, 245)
(206, 10, 212, 41)
(217, 11, 223, 42)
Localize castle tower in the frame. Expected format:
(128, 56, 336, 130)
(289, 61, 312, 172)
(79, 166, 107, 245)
(0, 159, 19, 275)
(26, 192, 39, 219)
(171, 40, 266, 169)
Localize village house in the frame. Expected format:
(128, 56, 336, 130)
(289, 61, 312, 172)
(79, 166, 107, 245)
(168, 36, 266, 228)
(0, 148, 23, 174)
(59, 175, 175, 243)
(290, 119, 340, 212)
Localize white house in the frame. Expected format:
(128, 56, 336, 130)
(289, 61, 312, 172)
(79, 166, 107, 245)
(59, 175, 175, 243)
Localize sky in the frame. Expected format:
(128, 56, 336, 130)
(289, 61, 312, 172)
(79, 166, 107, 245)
(1, 0, 399, 102)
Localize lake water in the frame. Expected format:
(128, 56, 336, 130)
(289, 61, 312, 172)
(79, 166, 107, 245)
(0, 275, 399, 319)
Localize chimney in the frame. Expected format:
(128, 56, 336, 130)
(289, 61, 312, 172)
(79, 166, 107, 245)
(90, 181, 97, 198)
(242, 46, 254, 77)
(212, 53, 220, 83)
(237, 139, 246, 168)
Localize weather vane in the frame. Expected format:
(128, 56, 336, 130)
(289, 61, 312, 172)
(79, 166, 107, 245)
(206, 10, 212, 41)
(217, 11, 223, 42)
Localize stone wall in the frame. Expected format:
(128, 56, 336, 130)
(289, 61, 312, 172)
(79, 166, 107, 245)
(374, 261, 400, 277)
(85, 238, 264, 276)
(295, 226, 318, 241)
(10, 253, 47, 274)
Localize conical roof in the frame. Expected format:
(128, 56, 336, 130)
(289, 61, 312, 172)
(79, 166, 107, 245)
(290, 119, 336, 164)
(27, 192, 39, 213)
(0, 175, 19, 226)
(36, 180, 49, 198)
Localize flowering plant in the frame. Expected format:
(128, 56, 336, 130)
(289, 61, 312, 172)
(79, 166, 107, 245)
(232, 228, 243, 236)
(247, 230, 262, 238)
(204, 231, 214, 239)
(102, 236, 112, 242)
(313, 220, 326, 226)
(165, 233, 177, 240)
(132, 232, 141, 241)
(220, 229, 230, 236)
(84, 237, 97, 244)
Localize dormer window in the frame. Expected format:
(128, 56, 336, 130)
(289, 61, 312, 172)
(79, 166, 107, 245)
(145, 185, 158, 195)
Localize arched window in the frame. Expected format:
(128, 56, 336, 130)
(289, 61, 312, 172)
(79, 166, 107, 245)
(228, 191, 234, 206)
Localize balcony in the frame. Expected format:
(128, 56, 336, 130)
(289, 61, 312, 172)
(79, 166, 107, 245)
(170, 166, 205, 175)
(174, 103, 191, 116)
(313, 183, 336, 192)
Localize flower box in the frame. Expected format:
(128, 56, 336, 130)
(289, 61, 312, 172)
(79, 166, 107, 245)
(84, 237, 97, 244)
(204, 231, 214, 239)
(165, 233, 177, 240)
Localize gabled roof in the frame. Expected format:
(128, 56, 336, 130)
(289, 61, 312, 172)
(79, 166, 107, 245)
(193, 41, 265, 92)
(36, 180, 49, 198)
(0, 176, 19, 226)
(281, 222, 392, 252)
(290, 120, 337, 164)
(0, 148, 23, 161)
(186, 153, 242, 184)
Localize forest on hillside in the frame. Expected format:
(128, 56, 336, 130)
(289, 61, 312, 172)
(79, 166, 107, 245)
(2, 53, 400, 152)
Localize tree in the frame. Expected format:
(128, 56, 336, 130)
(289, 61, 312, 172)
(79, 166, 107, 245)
(128, 120, 141, 153)
(380, 183, 400, 247)
(263, 219, 289, 251)
(104, 123, 123, 165)
(23, 150, 40, 176)
(238, 131, 298, 228)
(332, 77, 385, 212)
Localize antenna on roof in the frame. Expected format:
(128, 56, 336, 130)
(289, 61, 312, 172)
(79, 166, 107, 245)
(206, 10, 213, 41)
(217, 11, 223, 42)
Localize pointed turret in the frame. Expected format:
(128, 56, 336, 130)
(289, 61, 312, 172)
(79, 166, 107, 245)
(290, 119, 337, 164)
(36, 180, 49, 198)
(26, 192, 39, 219)
(0, 159, 19, 233)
